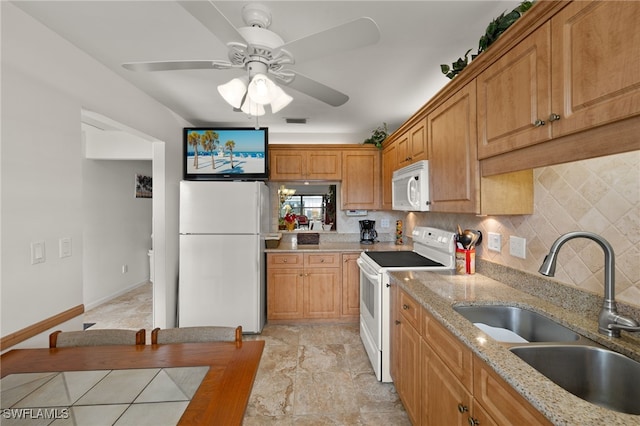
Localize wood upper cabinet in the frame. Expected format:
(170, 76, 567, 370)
(427, 81, 479, 213)
(381, 141, 398, 210)
(550, 0, 640, 137)
(397, 118, 427, 168)
(269, 148, 341, 181)
(341, 253, 360, 318)
(341, 148, 381, 210)
(477, 22, 552, 159)
(478, 1, 640, 159)
(267, 252, 341, 321)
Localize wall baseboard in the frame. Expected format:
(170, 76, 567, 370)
(84, 280, 150, 312)
(0, 304, 84, 350)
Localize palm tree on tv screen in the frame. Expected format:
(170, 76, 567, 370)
(202, 130, 219, 169)
(225, 140, 236, 169)
(188, 132, 201, 169)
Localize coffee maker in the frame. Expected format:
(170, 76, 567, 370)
(359, 220, 378, 244)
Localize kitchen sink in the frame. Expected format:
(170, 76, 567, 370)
(453, 305, 580, 342)
(510, 345, 640, 415)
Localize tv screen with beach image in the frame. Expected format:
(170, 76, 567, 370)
(183, 127, 268, 180)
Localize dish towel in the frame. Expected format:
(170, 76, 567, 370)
(473, 323, 529, 343)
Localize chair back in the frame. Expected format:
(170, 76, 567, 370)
(151, 326, 242, 344)
(49, 328, 146, 348)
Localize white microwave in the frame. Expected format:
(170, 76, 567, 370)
(392, 160, 430, 211)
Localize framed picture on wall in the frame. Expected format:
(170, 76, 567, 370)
(135, 174, 152, 198)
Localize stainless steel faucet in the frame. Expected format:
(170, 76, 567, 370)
(539, 231, 640, 338)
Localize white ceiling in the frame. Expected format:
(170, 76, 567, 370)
(14, 1, 521, 144)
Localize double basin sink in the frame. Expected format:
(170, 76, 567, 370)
(453, 305, 640, 415)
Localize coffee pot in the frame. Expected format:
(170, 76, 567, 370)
(359, 220, 378, 244)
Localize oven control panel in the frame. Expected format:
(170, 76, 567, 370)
(412, 227, 456, 253)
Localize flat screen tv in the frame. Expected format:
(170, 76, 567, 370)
(183, 127, 269, 181)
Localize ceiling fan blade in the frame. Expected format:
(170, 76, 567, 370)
(177, 0, 247, 46)
(280, 71, 349, 107)
(275, 17, 380, 64)
(122, 60, 233, 72)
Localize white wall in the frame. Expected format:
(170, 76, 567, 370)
(82, 157, 152, 309)
(1, 3, 185, 348)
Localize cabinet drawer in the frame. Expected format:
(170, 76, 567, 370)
(304, 253, 340, 268)
(423, 307, 473, 391)
(267, 253, 304, 268)
(398, 289, 421, 330)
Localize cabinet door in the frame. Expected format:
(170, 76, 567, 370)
(422, 339, 472, 426)
(409, 119, 427, 163)
(341, 150, 381, 210)
(267, 268, 304, 320)
(307, 152, 342, 180)
(473, 356, 552, 426)
(550, 1, 640, 137)
(381, 141, 398, 210)
(427, 81, 479, 213)
(398, 313, 421, 425)
(341, 253, 360, 318)
(477, 23, 552, 159)
(303, 268, 341, 318)
(269, 151, 305, 180)
(396, 133, 411, 168)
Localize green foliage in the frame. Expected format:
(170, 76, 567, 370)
(440, 1, 534, 80)
(363, 122, 389, 149)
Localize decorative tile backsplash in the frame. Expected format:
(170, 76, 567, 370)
(412, 150, 640, 308)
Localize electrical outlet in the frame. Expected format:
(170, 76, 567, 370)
(487, 232, 501, 252)
(380, 218, 390, 228)
(510, 236, 527, 259)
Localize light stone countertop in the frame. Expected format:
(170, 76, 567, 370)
(390, 269, 640, 426)
(264, 241, 413, 253)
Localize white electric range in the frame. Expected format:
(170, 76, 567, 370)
(357, 226, 456, 382)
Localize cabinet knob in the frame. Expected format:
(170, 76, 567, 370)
(395, 320, 401, 325)
(468, 417, 480, 426)
(402, 304, 409, 310)
(533, 119, 546, 127)
(320, 259, 325, 263)
(283, 259, 288, 263)
(457, 404, 468, 413)
(548, 113, 561, 122)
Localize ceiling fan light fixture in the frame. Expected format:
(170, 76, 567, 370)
(217, 76, 249, 109)
(240, 97, 265, 117)
(247, 73, 277, 105)
(270, 86, 293, 114)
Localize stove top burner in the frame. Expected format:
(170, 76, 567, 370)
(364, 251, 444, 268)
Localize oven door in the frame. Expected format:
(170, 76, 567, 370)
(357, 256, 383, 380)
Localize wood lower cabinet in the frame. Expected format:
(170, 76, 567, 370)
(341, 253, 360, 318)
(391, 286, 551, 426)
(473, 356, 551, 426)
(267, 252, 341, 321)
(391, 286, 422, 425)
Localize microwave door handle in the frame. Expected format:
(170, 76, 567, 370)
(408, 177, 418, 207)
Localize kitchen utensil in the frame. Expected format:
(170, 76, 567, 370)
(458, 231, 473, 249)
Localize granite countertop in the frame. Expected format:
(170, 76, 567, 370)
(390, 270, 640, 425)
(264, 241, 413, 253)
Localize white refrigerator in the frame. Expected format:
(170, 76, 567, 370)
(178, 180, 270, 333)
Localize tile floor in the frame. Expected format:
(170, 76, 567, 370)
(82, 285, 410, 425)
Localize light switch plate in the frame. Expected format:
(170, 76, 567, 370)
(31, 241, 46, 264)
(487, 232, 501, 252)
(510, 236, 527, 259)
(59, 237, 72, 258)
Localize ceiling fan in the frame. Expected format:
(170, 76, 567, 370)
(122, 1, 380, 114)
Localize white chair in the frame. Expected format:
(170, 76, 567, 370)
(151, 326, 242, 344)
(49, 328, 146, 348)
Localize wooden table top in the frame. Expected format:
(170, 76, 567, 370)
(1, 340, 265, 425)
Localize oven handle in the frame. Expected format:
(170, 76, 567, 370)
(356, 258, 381, 281)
